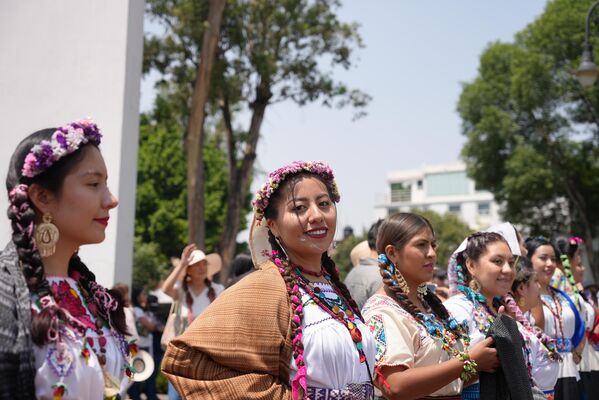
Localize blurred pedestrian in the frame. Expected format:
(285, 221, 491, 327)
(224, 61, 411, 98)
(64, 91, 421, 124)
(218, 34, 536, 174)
(344, 220, 383, 310)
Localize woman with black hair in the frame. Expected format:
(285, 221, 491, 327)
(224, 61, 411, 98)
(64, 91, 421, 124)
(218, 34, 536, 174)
(162, 161, 376, 399)
(509, 257, 559, 397)
(528, 236, 584, 400)
(2, 119, 135, 399)
(362, 213, 499, 400)
(553, 236, 599, 399)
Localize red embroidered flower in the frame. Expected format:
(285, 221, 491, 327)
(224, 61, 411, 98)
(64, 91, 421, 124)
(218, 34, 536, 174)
(50, 281, 96, 330)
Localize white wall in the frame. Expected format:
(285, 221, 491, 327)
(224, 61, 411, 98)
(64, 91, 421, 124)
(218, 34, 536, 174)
(0, 0, 144, 288)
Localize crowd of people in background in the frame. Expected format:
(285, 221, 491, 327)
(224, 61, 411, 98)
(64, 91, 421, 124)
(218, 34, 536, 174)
(1, 119, 598, 400)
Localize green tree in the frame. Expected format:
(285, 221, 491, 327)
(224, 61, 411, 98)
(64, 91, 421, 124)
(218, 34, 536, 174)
(412, 210, 473, 269)
(332, 233, 366, 281)
(457, 0, 599, 281)
(132, 237, 169, 289)
(144, 0, 370, 279)
(135, 100, 240, 263)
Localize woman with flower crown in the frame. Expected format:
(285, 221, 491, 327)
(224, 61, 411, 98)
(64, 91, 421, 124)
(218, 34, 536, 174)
(2, 120, 136, 399)
(162, 160, 376, 399)
(362, 213, 499, 400)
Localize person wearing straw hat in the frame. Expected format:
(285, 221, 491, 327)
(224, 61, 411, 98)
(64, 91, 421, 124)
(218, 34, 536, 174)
(162, 160, 376, 400)
(161, 244, 224, 325)
(160, 244, 225, 400)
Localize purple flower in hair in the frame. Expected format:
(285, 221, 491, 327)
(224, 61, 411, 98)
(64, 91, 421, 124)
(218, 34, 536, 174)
(21, 118, 102, 178)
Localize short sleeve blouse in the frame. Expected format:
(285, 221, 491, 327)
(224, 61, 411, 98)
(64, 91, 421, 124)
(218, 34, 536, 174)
(363, 294, 463, 397)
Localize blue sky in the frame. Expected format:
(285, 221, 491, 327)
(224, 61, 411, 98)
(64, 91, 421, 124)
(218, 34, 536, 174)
(140, 0, 548, 238)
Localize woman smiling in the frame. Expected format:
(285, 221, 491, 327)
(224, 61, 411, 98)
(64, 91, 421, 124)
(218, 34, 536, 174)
(162, 161, 376, 399)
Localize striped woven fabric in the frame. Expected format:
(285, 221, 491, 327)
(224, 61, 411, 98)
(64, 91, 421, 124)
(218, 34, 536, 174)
(162, 261, 294, 399)
(0, 242, 36, 399)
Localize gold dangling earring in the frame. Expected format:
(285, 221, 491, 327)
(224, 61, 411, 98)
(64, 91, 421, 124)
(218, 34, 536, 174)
(394, 267, 410, 295)
(417, 283, 428, 300)
(517, 297, 526, 309)
(34, 213, 59, 257)
(468, 278, 481, 292)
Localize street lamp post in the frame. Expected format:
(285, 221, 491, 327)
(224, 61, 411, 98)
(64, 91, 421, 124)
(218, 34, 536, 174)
(576, 1, 599, 88)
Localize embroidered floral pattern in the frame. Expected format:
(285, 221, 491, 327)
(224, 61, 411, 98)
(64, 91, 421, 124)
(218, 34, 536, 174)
(50, 280, 96, 331)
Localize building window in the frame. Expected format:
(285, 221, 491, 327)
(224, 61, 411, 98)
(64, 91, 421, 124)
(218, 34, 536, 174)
(417, 180, 423, 189)
(448, 204, 461, 214)
(426, 171, 470, 196)
(478, 202, 490, 216)
(390, 182, 411, 202)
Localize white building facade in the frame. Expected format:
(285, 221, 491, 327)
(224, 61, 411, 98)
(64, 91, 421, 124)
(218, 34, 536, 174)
(377, 162, 501, 230)
(0, 0, 144, 288)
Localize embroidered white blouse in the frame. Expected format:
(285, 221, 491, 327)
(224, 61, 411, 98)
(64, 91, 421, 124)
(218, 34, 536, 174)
(32, 277, 130, 400)
(540, 291, 580, 381)
(288, 281, 376, 389)
(363, 293, 464, 397)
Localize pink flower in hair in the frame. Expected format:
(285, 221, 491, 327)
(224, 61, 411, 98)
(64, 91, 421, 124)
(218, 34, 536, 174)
(252, 160, 340, 221)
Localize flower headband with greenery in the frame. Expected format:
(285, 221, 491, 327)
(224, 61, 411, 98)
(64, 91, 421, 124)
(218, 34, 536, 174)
(22, 118, 102, 178)
(252, 160, 340, 221)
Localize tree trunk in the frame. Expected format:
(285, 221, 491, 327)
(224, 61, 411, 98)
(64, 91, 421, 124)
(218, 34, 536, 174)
(218, 83, 271, 281)
(186, 0, 226, 248)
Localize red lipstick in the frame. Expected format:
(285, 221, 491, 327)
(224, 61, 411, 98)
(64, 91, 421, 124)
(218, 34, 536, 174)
(94, 217, 109, 227)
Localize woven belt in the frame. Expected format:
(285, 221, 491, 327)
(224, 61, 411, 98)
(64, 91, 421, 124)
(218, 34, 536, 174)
(460, 382, 480, 400)
(305, 382, 374, 400)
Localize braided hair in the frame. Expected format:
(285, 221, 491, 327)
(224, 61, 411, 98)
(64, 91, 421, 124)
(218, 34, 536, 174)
(6, 128, 127, 345)
(553, 235, 582, 295)
(376, 213, 464, 336)
(263, 170, 362, 399)
(182, 274, 216, 310)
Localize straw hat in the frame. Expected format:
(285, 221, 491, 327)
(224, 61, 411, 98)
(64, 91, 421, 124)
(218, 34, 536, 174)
(187, 250, 223, 279)
(131, 350, 155, 382)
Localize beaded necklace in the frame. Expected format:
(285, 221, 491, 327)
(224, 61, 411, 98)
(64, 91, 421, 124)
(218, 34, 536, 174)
(457, 285, 496, 335)
(41, 276, 136, 400)
(294, 266, 368, 363)
(410, 298, 470, 358)
(541, 289, 566, 345)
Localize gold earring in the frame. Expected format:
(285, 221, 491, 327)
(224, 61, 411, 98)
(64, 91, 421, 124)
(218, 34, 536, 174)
(34, 213, 59, 257)
(394, 267, 410, 295)
(468, 278, 481, 292)
(517, 297, 526, 309)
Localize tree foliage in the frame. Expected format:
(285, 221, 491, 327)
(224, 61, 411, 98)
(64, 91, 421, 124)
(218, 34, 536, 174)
(413, 210, 473, 269)
(134, 97, 236, 262)
(457, 0, 599, 280)
(144, 0, 369, 279)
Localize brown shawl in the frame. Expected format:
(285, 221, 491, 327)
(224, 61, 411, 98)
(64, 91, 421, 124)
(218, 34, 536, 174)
(161, 261, 293, 399)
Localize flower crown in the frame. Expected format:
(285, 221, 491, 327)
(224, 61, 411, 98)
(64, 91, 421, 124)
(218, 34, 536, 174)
(22, 118, 102, 178)
(252, 160, 340, 221)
